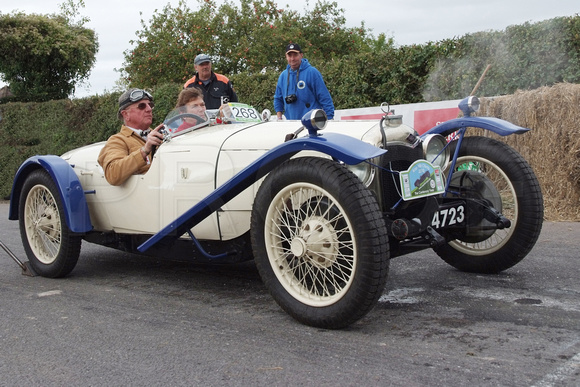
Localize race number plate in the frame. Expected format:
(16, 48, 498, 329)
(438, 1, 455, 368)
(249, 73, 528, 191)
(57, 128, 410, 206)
(399, 160, 445, 201)
(431, 204, 465, 229)
(227, 103, 262, 123)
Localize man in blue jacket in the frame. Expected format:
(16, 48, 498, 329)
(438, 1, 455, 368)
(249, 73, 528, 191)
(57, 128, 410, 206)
(274, 43, 335, 120)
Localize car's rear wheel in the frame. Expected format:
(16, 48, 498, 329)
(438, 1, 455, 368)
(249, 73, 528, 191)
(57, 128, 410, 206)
(19, 169, 81, 277)
(251, 157, 389, 329)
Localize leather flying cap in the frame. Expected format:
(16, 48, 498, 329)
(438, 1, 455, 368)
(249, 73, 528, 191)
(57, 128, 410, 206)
(194, 53, 211, 65)
(118, 88, 153, 119)
(285, 43, 302, 54)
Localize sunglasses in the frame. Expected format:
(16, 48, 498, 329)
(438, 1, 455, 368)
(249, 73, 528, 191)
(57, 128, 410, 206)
(136, 101, 155, 110)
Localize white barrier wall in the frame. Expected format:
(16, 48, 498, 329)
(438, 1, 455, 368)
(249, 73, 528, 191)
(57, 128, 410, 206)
(334, 99, 462, 135)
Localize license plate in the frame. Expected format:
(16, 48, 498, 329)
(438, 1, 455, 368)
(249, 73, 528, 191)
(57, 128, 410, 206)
(431, 204, 465, 229)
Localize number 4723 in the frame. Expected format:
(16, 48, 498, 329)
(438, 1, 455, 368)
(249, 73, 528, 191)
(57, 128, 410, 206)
(431, 206, 465, 228)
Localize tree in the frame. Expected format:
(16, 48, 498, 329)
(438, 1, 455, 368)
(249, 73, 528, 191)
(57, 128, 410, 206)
(120, 0, 371, 88)
(0, 2, 98, 102)
(122, 2, 579, 109)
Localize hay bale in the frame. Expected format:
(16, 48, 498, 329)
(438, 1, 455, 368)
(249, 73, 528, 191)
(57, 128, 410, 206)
(475, 83, 580, 221)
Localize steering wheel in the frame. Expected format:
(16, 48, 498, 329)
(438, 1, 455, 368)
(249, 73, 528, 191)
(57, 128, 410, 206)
(164, 113, 206, 127)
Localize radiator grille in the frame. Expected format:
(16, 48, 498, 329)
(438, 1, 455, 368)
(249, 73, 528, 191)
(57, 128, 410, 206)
(378, 145, 423, 210)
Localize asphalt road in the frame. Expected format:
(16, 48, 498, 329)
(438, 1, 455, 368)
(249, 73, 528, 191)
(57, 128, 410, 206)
(1, 201, 579, 386)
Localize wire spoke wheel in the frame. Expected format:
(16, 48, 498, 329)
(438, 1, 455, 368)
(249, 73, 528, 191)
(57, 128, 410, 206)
(265, 183, 355, 306)
(448, 155, 516, 255)
(251, 157, 389, 329)
(24, 185, 63, 263)
(19, 170, 81, 277)
(437, 136, 543, 273)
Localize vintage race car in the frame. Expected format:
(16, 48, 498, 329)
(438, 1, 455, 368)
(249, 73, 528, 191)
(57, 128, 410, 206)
(9, 98, 544, 329)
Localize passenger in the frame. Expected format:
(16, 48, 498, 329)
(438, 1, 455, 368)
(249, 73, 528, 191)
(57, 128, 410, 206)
(173, 88, 207, 133)
(274, 43, 335, 120)
(97, 88, 164, 186)
(183, 53, 238, 109)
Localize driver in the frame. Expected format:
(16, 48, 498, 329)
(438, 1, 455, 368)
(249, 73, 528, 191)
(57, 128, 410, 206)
(97, 88, 165, 186)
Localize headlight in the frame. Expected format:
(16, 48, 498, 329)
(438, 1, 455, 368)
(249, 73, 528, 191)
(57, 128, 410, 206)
(301, 109, 327, 135)
(458, 96, 480, 116)
(422, 134, 450, 170)
(347, 162, 375, 187)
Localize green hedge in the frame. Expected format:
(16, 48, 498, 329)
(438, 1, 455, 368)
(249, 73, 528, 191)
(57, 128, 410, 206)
(0, 86, 182, 199)
(2, 83, 580, 222)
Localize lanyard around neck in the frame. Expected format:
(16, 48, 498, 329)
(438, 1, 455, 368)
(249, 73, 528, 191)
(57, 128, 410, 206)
(286, 67, 300, 95)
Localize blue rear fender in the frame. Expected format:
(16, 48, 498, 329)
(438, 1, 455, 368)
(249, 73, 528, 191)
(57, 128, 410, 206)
(9, 155, 93, 233)
(423, 116, 530, 138)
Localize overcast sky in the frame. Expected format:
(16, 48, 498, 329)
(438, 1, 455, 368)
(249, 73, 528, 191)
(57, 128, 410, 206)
(2, 0, 578, 97)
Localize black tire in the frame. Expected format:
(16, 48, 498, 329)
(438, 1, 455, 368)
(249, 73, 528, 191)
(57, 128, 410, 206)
(436, 136, 543, 273)
(250, 157, 389, 329)
(18, 169, 82, 278)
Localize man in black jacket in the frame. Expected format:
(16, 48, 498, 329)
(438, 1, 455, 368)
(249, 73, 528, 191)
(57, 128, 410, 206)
(183, 54, 238, 109)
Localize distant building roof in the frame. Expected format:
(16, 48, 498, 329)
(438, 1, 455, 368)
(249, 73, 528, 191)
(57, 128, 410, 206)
(0, 86, 14, 99)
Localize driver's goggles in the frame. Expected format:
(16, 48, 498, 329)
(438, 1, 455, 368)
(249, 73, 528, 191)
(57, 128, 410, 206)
(120, 89, 153, 106)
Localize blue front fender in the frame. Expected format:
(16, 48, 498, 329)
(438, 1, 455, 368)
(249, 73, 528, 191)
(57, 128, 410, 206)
(423, 116, 530, 137)
(9, 155, 93, 233)
(138, 132, 386, 252)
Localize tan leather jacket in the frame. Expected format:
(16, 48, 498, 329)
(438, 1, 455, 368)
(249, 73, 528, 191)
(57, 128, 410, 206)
(97, 126, 151, 186)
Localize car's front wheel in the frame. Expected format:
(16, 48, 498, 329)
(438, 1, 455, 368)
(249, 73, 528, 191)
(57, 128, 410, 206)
(19, 169, 81, 277)
(436, 136, 543, 273)
(251, 157, 389, 329)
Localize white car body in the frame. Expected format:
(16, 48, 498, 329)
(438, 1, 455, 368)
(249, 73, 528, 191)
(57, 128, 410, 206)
(62, 119, 381, 239)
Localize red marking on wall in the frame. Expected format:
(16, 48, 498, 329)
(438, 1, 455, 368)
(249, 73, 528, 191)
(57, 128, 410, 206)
(414, 107, 459, 135)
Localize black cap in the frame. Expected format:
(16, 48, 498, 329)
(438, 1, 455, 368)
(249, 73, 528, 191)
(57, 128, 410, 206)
(285, 43, 302, 54)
